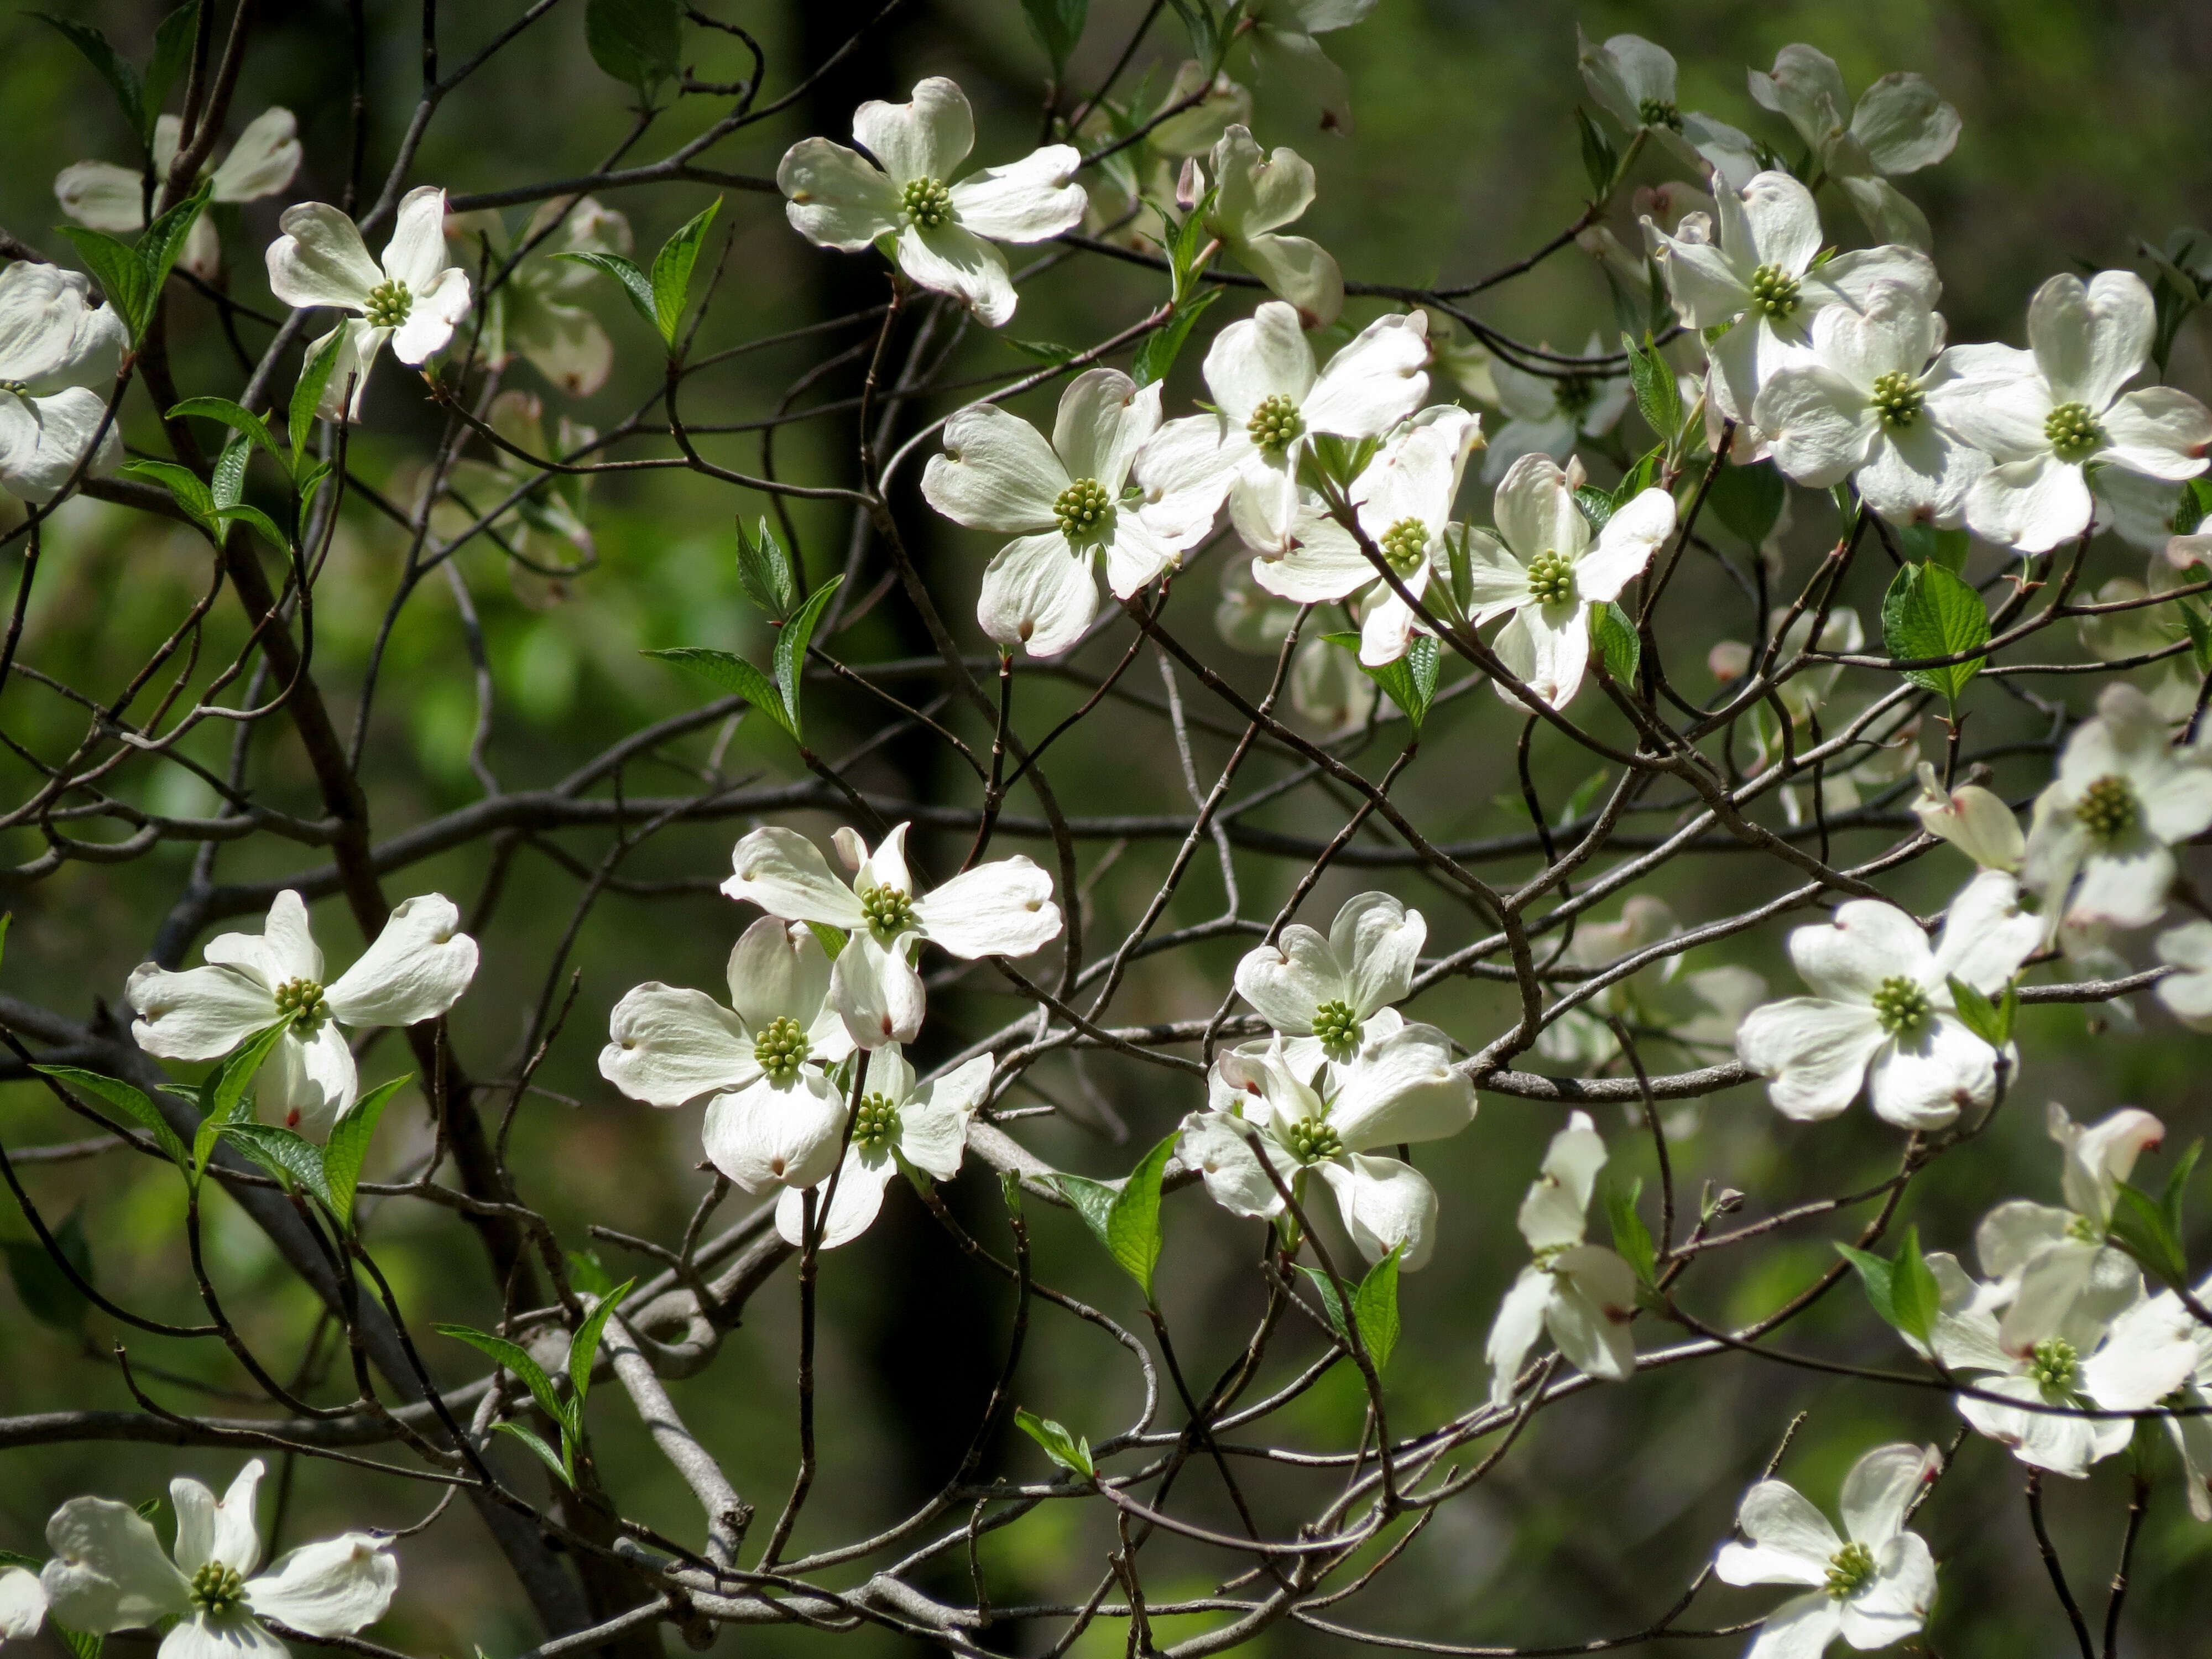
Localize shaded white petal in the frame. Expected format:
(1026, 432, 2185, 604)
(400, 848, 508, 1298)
(924, 402, 1066, 533)
(1233, 925, 1340, 1034)
(896, 223, 1017, 326)
(1333, 893, 1423, 1017)
(778, 138, 901, 250)
(1756, 363, 1878, 488)
(1929, 869, 2042, 993)
(977, 530, 1097, 656)
(914, 857, 1062, 959)
(723, 827, 867, 929)
(1850, 74, 1959, 174)
(243, 1534, 395, 1636)
(1736, 998, 1886, 1120)
(1248, 512, 1374, 603)
(0, 388, 123, 502)
(1865, 1014, 1993, 1129)
(1838, 1532, 1934, 1648)
(1546, 1245, 1638, 1381)
(1314, 1152, 1438, 1269)
(701, 1071, 847, 1191)
(1735, 170, 1823, 275)
(899, 1053, 993, 1179)
(1233, 231, 1344, 328)
(2097, 387, 2212, 481)
(776, 1145, 896, 1249)
(0, 1566, 45, 1639)
(1203, 302, 1314, 421)
(1517, 1111, 1605, 1251)
(324, 893, 477, 1027)
(831, 932, 926, 1050)
(1485, 1267, 1554, 1408)
(1741, 1594, 1845, 1659)
(1178, 1108, 1291, 1220)
(1490, 451, 1588, 565)
(1838, 1444, 1936, 1550)
(1788, 900, 1928, 1002)
(947, 145, 1084, 243)
(1327, 1021, 1474, 1149)
(259, 1024, 358, 1137)
(599, 983, 758, 1107)
(205, 889, 323, 987)
(266, 202, 382, 310)
(726, 915, 833, 1031)
(853, 77, 973, 186)
(41, 1499, 190, 1632)
(1574, 487, 1672, 602)
(388, 266, 469, 366)
(1720, 1480, 1840, 1583)
(1052, 369, 1158, 493)
(54, 161, 147, 232)
(210, 108, 302, 202)
(159, 1614, 287, 1659)
(2028, 270, 2151, 413)
(127, 963, 276, 1062)
(1303, 310, 1430, 439)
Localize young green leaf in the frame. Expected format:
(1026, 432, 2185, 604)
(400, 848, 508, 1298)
(1592, 601, 1641, 687)
(2178, 599, 2212, 676)
(645, 648, 794, 737)
(1603, 1177, 1657, 1284)
(55, 228, 151, 341)
(122, 458, 217, 530)
(1045, 1172, 1120, 1249)
(567, 1280, 636, 1423)
(1945, 976, 2015, 1050)
(1133, 286, 1223, 388)
(210, 431, 252, 512)
(1297, 1262, 1353, 1343)
(1104, 1134, 1177, 1302)
(2107, 1179, 2189, 1288)
(734, 517, 798, 619)
(1020, 0, 1088, 72)
(1834, 1240, 1898, 1331)
(33, 15, 149, 144)
(437, 1323, 570, 1428)
(33, 1066, 189, 1167)
(1003, 337, 1079, 367)
(1575, 106, 1618, 197)
(1880, 559, 1988, 708)
(649, 199, 724, 348)
(1014, 1407, 1095, 1477)
(1573, 483, 1616, 534)
(142, 3, 201, 132)
(290, 331, 345, 470)
(567, 1249, 616, 1297)
(1888, 1225, 1940, 1344)
(1323, 632, 1441, 729)
(211, 504, 291, 551)
(1621, 332, 1681, 442)
(771, 575, 844, 743)
(168, 398, 283, 467)
(1897, 523, 1971, 573)
(1350, 1245, 1402, 1371)
(583, 0, 682, 105)
(322, 1075, 411, 1225)
(1705, 459, 1786, 549)
(211, 1019, 296, 1124)
(135, 181, 213, 316)
(554, 251, 658, 334)
(220, 1123, 336, 1212)
(492, 1419, 574, 1485)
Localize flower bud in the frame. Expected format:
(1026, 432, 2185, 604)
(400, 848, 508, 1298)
(1176, 157, 1203, 212)
(1912, 761, 2024, 872)
(1708, 640, 1751, 682)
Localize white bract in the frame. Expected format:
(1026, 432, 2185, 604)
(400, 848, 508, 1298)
(778, 77, 1083, 327)
(445, 197, 632, 397)
(2153, 1279, 2212, 1519)
(1197, 126, 1343, 327)
(1485, 1113, 1638, 1407)
(265, 185, 473, 420)
(2021, 680, 2212, 931)
(600, 915, 857, 1194)
(57, 108, 301, 279)
(1644, 169, 1934, 422)
(0, 261, 129, 502)
(0, 1569, 43, 1644)
(1480, 339, 1629, 483)
(40, 1459, 397, 1659)
(924, 368, 1194, 656)
(1936, 272, 2212, 552)
(721, 822, 1062, 1048)
(1233, 891, 1425, 1079)
(2154, 919, 2212, 1030)
(1454, 451, 1676, 708)
(1237, 0, 1376, 134)
(1713, 1443, 1938, 1659)
(1747, 44, 1960, 248)
(774, 1047, 994, 1249)
(127, 890, 477, 1138)
(1911, 761, 2023, 871)
(1575, 30, 1757, 187)
(1178, 1025, 1474, 1269)
(1735, 870, 2041, 1129)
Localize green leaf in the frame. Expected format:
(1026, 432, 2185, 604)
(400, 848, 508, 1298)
(1575, 106, 1618, 197)
(583, 0, 682, 105)
(1603, 1176, 1656, 1285)
(220, 1123, 336, 1212)
(135, 181, 213, 317)
(2178, 600, 2212, 676)
(566, 1249, 615, 1297)
(2109, 1181, 2188, 1288)
(734, 517, 797, 619)
(1103, 1134, 1176, 1302)
(2177, 477, 2212, 536)
(1621, 333, 1681, 442)
(772, 574, 844, 742)
(290, 331, 344, 470)
(1898, 523, 1970, 573)
(2162, 1140, 2200, 1249)
(645, 648, 794, 737)
(1323, 632, 1440, 730)
(34, 15, 148, 144)
(437, 1323, 570, 1428)
(1591, 601, 1641, 687)
(168, 397, 281, 466)
(122, 458, 216, 528)
(1705, 460, 1787, 548)
(1013, 1407, 1094, 1477)
(322, 1075, 410, 1225)
(554, 251, 658, 335)
(492, 1419, 574, 1485)
(212, 1019, 296, 1124)
(142, 3, 200, 132)
(1835, 1241, 1898, 1330)
(805, 922, 847, 961)
(2, 1205, 93, 1332)
(566, 1280, 635, 1427)
(1297, 1261, 1353, 1343)
(1045, 1172, 1120, 1248)
(32, 1066, 188, 1167)
(1166, 190, 1215, 302)
(1888, 1225, 1939, 1344)
(210, 504, 290, 550)
(1020, 0, 1088, 72)
(1162, 0, 1220, 66)
(56, 227, 151, 342)
(210, 431, 251, 512)
(1946, 976, 2015, 1050)
(1003, 337, 1078, 367)
(1300, 433, 1380, 493)
(1880, 559, 1988, 708)
(1350, 1245, 1402, 1371)
(1133, 286, 1222, 388)
(1573, 483, 1616, 534)
(649, 199, 723, 348)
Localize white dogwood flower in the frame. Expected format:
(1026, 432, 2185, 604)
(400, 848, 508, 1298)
(1485, 1112, 1638, 1407)
(924, 369, 1194, 656)
(1934, 272, 2212, 553)
(41, 1459, 397, 1659)
(722, 823, 1061, 1049)
(0, 261, 129, 502)
(1196, 126, 1343, 327)
(1178, 1025, 1474, 1269)
(57, 108, 301, 279)
(1747, 44, 1960, 249)
(778, 77, 1083, 327)
(2154, 919, 2212, 1030)
(0, 1568, 44, 1643)
(265, 185, 473, 421)
(599, 916, 857, 1194)
(1735, 869, 2042, 1129)
(1454, 451, 1677, 708)
(774, 1047, 994, 1249)
(127, 890, 478, 1138)
(1714, 1443, 1938, 1659)
(445, 197, 632, 397)
(2021, 680, 2212, 931)
(1911, 762, 2023, 870)
(1480, 340, 1630, 483)
(1644, 169, 1934, 422)
(1233, 891, 1426, 1078)
(1576, 30, 1758, 187)
(2151, 1279, 2212, 1519)
(1238, 0, 1376, 134)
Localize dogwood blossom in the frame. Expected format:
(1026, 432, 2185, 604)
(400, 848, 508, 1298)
(1934, 272, 2212, 552)
(2021, 680, 2212, 930)
(1194, 126, 1343, 327)
(0, 261, 128, 502)
(1454, 451, 1676, 708)
(601, 916, 857, 1193)
(722, 822, 1061, 1048)
(1911, 762, 2023, 870)
(1735, 869, 2041, 1128)
(127, 890, 478, 1137)
(1485, 1113, 1637, 1407)
(56, 108, 301, 279)
(265, 185, 472, 420)
(2154, 920, 2212, 1030)
(2151, 1281, 2212, 1519)
(1747, 44, 1959, 248)
(1714, 1443, 1938, 1659)
(0, 1569, 43, 1644)
(1576, 30, 1757, 187)
(1179, 1025, 1474, 1269)
(778, 77, 1083, 327)
(445, 197, 632, 397)
(1233, 891, 1425, 1079)
(41, 1459, 397, 1659)
(924, 369, 1197, 655)
(1238, 0, 1376, 134)
(774, 1048, 994, 1249)
(1480, 341, 1629, 483)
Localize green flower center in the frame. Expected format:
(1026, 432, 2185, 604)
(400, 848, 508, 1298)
(2074, 774, 2139, 842)
(852, 1091, 901, 1152)
(363, 278, 413, 330)
(190, 1561, 247, 1617)
(1553, 373, 1598, 417)
(273, 976, 331, 1036)
(1747, 262, 1801, 321)
(2043, 400, 2104, 463)
(1379, 517, 1429, 575)
(1246, 393, 1305, 455)
(753, 1015, 811, 1084)
(0, 379, 29, 399)
(1870, 369, 1923, 429)
(1824, 1540, 1875, 1600)
(860, 884, 916, 938)
(1053, 476, 1114, 539)
(2067, 1212, 2104, 1244)
(1870, 975, 1930, 1038)
(900, 176, 954, 230)
(2030, 1335, 2079, 1394)
(1525, 550, 1576, 607)
(1284, 1115, 1344, 1165)
(1637, 97, 1684, 131)
(1312, 998, 1363, 1057)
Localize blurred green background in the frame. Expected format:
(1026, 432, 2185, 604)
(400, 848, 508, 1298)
(3, 2, 2210, 1656)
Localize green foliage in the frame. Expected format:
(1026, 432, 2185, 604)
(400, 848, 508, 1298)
(1705, 460, 1787, 548)
(189, 1020, 295, 1177)
(1014, 1407, 1095, 1476)
(1621, 333, 1681, 442)
(1880, 558, 1987, 708)
(2106, 1141, 2199, 1289)
(1576, 107, 1618, 197)
(290, 330, 345, 470)
(1946, 977, 2017, 1050)
(649, 199, 723, 346)
(1048, 1133, 1176, 1302)
(1021, 0, 1088, 74)
(219, 1122, 336, 1211)
(1604, 1177, 1657, 1284)
(1898, 523, 1970, 573)
(1298, 1245, 1403, 1371)
(2, 1204, 93, 1331)
(57, 181, 212, 342)
(584, 0, 682, 106)
(734, 518, 799, 619)
(34, 5, 199, 149)
(322, 1076, 411, 1226)
(1134, 287, 1223, 388)
(1836, 1224, 1939, 1344)
(648, 573, 842, 743)
(33, 1066, 189, 1166)
(1324, 632, 1440, 730)
(1591, 601, 1641, 688)
(440, 1282, 634, 1483)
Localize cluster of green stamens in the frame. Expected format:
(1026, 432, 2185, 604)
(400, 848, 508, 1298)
(1312, 998, 1364, 1057)
(1637, 96, 1683, 131)
(1553, 374, 1598, 416)
(900, 176, 954, 229)
(1284, 1115, 1344, 1164)
(0, 379, 28, 399)
(1246, 393, 1305, 454)
(1525, 551, 1575, 606)
(362, 278, 413, 330)
(2068, 1212, 2105, 1244)
(2030, 1335, 2079, 1394)
(2074, 774, 2139, 842)
(2043, 400, 2103, 462)
(1379, 517, 1429, 575)
(1870, 369, 1923, 428)
(852, 1092, 901, 1151)
(753, 1016, 811, 1084)
(273, 976, 331, 1035)
(1053, 476, 1113, 538)
(1746, 262, 1801, 320)
(860, 884, 915, 937)
(1870, 975, 1931, 1038)
(190, 1562, 247, 1617)
(1823, 1540, 1875, 1600)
